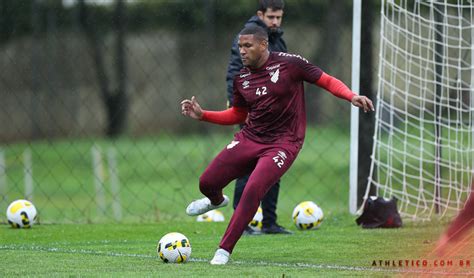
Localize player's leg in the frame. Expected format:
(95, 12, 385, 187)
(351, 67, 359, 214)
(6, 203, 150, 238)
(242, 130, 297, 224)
(436, 184, 474, 255)
(444, 190, 474, 240)
(441, 187, 474, 240)
(261, 181, 279, 226)
(233, 174, 261, 235)
(237, 177, 291, 235)
(218, 143, 300, 254)
(199, 136, 257, 204)
(233, 124, 249, 210)
(186, 134, 257, 216)
(233, 174, 249, 209)
(260, 180, 292, 234)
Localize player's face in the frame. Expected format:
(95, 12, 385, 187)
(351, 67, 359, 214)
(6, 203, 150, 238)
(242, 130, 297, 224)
(238, 34, 268, 68)
(257, 8, 283, 32)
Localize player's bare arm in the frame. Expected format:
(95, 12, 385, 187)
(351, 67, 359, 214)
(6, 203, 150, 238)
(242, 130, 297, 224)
(351, 95, 375, 113)
(181, 96, 203, 120)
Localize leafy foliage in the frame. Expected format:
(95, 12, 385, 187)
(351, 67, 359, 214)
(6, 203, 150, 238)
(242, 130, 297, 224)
(0, 0, 357, 43)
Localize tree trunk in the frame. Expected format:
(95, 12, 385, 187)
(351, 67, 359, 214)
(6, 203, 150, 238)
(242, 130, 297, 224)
(78, 0, 128, 138)
(108, 0, 128, 137)
(310, 1, 345, 124)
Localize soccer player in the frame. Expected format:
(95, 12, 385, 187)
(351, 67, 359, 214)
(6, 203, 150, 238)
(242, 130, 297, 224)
(226, 0, 290, 235)
(181, 25, 374, 265)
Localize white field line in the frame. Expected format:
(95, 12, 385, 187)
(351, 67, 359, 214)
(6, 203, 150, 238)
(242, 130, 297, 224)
(0, 244, 472, 276)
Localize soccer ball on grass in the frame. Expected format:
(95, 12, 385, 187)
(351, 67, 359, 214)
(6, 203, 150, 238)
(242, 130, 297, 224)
(196, 209, 225, 222)
(292, 201, 324, 230)
(248, 206, 263, 232)
(157, 232, 192, 263)
(6, 199, 38, 228)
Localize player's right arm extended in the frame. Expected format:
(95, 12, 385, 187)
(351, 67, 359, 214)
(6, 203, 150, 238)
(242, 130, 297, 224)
(315, 72, 356, 101)
(201, 106, 248, 125)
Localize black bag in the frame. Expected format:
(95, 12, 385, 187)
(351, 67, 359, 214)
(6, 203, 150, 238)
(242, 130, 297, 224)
(356, 196, 402, 228)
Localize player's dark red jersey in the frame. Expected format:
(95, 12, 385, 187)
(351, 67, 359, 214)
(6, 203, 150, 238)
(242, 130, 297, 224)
(232, 52, 323, 145)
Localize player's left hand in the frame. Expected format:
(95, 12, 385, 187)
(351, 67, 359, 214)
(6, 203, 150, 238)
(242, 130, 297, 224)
(351, 95, 375, 113)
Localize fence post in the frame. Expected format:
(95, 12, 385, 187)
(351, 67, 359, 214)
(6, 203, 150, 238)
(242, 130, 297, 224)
(24, 148, 34, 200)
(108, 147, 122, 221)
(0, 149, 6, 202)
(92, 145, 106, 218)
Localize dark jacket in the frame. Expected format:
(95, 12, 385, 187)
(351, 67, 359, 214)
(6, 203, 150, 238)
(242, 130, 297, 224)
(226, 16, 288, 105)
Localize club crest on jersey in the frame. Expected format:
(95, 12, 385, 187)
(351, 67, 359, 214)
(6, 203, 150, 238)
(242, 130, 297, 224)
(270, 69, 280, 83)
(242, 80, 250, 89)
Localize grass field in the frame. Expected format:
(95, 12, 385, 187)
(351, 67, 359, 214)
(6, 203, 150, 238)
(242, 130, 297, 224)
(1, 215, 472, 276)
(1, 127, 472, 276)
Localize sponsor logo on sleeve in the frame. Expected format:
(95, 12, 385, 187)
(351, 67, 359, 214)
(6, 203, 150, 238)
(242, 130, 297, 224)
(278, 52, 309, 63)
(266, 64, 281, 71)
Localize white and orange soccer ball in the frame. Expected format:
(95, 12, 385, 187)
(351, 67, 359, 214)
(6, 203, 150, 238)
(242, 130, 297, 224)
(157, 232, 192, 263)
(248, 206, 263, 232)
(292, 201, 324, 230)
(6, 199, 38, 228)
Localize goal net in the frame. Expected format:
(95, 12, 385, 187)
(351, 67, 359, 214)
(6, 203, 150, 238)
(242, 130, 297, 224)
(364, 0, 474, 220)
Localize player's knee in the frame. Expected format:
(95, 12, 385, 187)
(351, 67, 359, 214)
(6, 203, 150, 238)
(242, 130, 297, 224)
(199, 174, 215, 193)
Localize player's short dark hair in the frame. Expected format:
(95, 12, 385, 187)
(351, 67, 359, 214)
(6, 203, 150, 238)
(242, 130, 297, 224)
(239, 25, 268, 42)
(258, 0, 284, 12)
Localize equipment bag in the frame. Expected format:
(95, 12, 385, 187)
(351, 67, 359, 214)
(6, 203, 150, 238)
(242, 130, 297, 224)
(356, 196, 402, 228)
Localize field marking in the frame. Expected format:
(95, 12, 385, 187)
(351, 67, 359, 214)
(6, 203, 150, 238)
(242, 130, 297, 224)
(1, 244, 472, 276)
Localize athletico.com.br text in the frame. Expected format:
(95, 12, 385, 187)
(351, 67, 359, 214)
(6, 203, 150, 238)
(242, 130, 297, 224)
(371, 259, 471, 268)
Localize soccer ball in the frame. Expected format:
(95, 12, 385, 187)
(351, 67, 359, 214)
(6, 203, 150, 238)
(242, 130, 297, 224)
(157, 232, 192, 263)
(292, 201, 324, 230)
(196, 209, 225, 222)
(248, 206, 263, 232)
(6, 199, 38, 228)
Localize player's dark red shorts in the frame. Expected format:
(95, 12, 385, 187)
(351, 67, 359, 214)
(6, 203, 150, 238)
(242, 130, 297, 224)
(199, 132, 301, 253)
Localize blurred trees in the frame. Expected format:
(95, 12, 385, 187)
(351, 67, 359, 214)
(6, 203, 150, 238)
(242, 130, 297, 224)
(0, 0, 378, 140)
(0, 0, 355, 45)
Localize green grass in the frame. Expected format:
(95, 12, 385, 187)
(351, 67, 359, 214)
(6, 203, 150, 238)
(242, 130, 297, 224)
(2, 214, 472, 277)
(1, 127, 472, 275)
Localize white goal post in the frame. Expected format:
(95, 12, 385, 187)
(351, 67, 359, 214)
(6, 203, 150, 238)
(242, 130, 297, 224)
(350, 0, 474, 220)
(349, 0, 362, 215)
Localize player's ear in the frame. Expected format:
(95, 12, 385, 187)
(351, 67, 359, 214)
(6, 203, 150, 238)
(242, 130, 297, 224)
(260, 39, 268, 50)
(257, 10, 264, 20)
